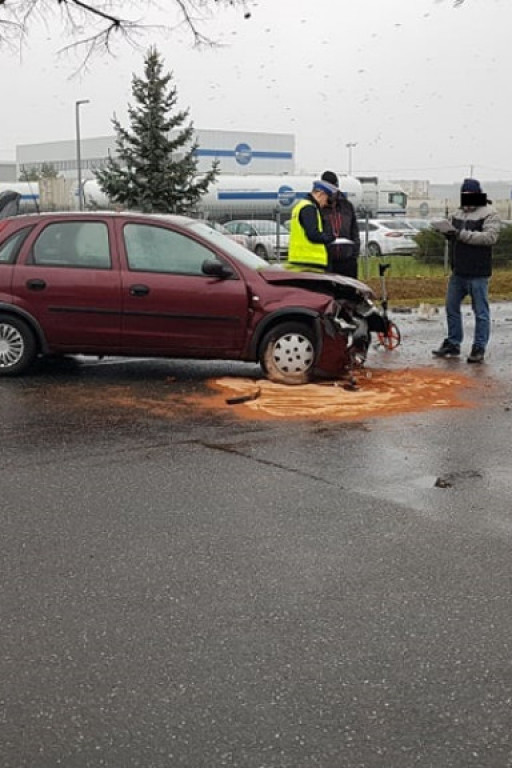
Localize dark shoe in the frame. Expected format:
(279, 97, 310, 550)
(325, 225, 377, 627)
(432, 340, 460, 358)
(467, 345, 485, 363)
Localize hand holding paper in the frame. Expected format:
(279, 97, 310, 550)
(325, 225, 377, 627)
(332, 237, 354, 245)
(431, 219, 456, 235)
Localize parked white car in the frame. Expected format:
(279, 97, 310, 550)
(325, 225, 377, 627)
(358, 218, 418, 257)
(404, 218, 433, 232)
(223, 219, 290, 260)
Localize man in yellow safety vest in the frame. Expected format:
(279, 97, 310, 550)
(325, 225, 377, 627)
(286, 179, 338, 272)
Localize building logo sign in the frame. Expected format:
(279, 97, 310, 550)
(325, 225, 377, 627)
(234, 143, 252, 165)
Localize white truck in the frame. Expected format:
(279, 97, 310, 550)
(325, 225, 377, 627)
(83, 174, 364, 221)
(356, 176, 407, 217)
(194, 173, 363, 221)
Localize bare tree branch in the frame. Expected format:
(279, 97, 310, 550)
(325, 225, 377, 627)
(0, 0, 253, 57)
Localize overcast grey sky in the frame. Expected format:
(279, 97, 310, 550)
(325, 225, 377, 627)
(1, 0, 510, 183)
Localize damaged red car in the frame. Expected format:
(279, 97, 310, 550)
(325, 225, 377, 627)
(0, 212, 390, 384)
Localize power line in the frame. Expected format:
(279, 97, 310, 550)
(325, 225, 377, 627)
(356, 164, 512, 176)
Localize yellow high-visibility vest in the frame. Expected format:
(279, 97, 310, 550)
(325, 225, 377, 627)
(287, 198, 328, 271)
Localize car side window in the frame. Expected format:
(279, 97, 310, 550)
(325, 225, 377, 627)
(237, 223, 252, 236)
(124, 223, 216, 275)
(31, 222, 111, 268)
(0, 227, 32, 264)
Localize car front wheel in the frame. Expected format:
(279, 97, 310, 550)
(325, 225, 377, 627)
(260, 321, 317, 385)
(0, 316, 37, 376)
(367, 241, 381, 257)
(254, 244, 268, 260)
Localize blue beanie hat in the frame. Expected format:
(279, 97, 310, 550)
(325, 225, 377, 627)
(461, 178, 482, 194)
(312, 179, 338, 198)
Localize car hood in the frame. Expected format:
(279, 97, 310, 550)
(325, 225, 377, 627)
(258, 269, 375, 300)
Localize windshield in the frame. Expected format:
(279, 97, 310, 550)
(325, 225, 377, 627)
(389, 192, 407, 209)
(187, 220, 281, 269)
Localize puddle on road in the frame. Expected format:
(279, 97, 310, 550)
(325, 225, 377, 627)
(191, 368, 482, 422)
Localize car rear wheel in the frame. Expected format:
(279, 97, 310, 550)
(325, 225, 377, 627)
(367, 242, 381, 257)
(255, 244, 269, 260)
(260, 321, 317, 385)
(0, 316, 37, 376)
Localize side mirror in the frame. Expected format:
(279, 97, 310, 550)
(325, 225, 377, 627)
(202, 259, 234, 279)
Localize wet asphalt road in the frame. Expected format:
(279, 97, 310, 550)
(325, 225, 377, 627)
(2, 304, 512, 768)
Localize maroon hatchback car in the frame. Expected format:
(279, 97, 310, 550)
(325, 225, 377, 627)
(0, 212, 389, 384)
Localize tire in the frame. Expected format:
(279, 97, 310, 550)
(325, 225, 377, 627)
(367, 241, 381, 257)
(260, 321, 317, 385)
(0, 316, 37, 376)
(254, 244, 269, 260)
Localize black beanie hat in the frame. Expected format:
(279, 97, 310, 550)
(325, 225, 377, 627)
(321, 170, 339, 188)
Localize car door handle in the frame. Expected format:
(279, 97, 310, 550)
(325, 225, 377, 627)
(26, 279, 46, 291)
(129, 284, 150, 297)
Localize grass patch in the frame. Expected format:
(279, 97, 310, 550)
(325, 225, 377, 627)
(361, 256, 512, 305)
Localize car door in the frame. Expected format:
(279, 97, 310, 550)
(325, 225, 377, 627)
(11, 218, 122, 350)
(116, 220, 250, 356)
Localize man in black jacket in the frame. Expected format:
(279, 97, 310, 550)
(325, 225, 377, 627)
(432, 178, 500, 364)
(321, 170, 361, 279)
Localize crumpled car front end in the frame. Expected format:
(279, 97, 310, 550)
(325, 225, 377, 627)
(259, 269, 392, 380)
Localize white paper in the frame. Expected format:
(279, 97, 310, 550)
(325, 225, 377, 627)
(431, 219, 456, 234)
(332, 237, 354, 245)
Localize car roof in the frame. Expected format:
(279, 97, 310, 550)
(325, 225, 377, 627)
(5, 211, 197, 226)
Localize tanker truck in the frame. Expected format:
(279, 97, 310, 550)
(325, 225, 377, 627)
(193, 173, 363, 222)
(83, 174, 364, 222)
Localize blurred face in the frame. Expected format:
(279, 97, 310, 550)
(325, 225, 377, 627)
(461, 192, 486, 211)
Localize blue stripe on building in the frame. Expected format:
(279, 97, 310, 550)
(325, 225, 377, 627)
(195, 150, 293, 159)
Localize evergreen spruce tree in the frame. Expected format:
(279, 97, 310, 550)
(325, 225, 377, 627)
(95, 47, 218, 214)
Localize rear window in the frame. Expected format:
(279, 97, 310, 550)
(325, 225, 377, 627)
(381, 220, 414, 230)
(254, 221, 289, 236)
(0, 227, 33, 265)
(31, 221, 111, 268)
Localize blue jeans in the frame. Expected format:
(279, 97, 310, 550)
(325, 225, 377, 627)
(445, 274, 490, 350)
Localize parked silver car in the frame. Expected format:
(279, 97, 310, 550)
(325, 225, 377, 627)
(223, 219, 290, 260)
(198, 219, 250, 249)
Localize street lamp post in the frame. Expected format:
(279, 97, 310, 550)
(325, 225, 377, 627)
(346, 142, 357, 175)
(75, 99, 90, 211)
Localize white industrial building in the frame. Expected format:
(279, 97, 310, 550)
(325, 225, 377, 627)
(0, 162, 16, 182)
(16, 129, 295, 181)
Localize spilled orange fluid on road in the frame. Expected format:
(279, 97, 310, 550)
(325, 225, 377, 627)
(53, 368, 485, 424)
(187, 368, 482, 422)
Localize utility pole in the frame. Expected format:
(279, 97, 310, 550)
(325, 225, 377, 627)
(75, 99, 90, 211)
(346, 142, 357, 175)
